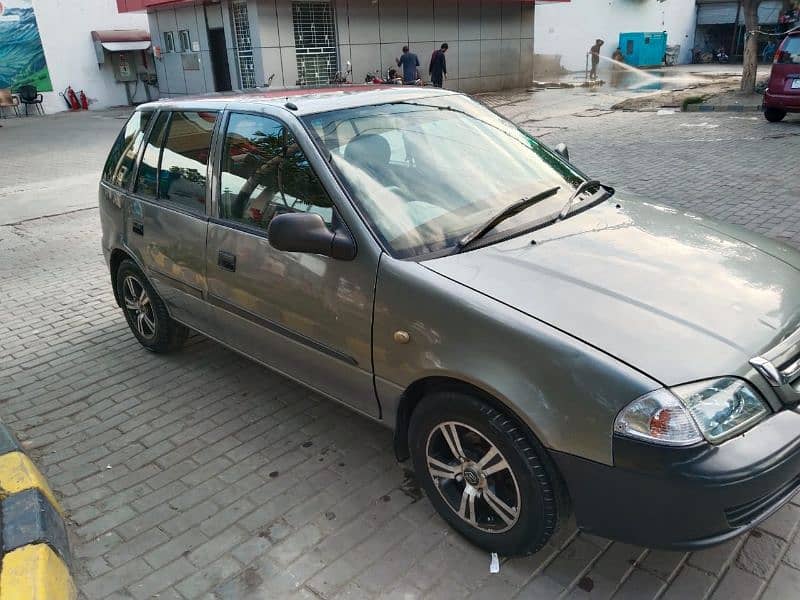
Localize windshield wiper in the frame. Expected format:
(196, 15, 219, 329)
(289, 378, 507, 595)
(457, 186, 560, 252)
(557, 180, 603, 221)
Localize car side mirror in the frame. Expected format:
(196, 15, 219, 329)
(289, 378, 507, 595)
(268, 212, 356, 261)
(554, 143, 570, 161)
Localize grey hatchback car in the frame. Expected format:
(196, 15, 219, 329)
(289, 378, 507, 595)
(100, 86, 800, 556)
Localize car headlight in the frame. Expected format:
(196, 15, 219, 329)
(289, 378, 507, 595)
(615, 378, 768, 446)
(672, 377, 768, 442)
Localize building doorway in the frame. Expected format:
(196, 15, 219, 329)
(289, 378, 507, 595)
(208, 28, 232, 92)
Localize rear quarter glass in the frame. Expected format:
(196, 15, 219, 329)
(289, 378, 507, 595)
(777, 36, 800, 64)
(102, 111, 153, 189)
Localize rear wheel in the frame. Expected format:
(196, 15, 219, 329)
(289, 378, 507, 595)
(409, 391, 567, 556)
(116, 259, 188, 353)
(764, 108, 786, 122)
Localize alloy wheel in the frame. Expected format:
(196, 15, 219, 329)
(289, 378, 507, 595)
(426, 421, 521, 533)
(122, 275, 157, 340)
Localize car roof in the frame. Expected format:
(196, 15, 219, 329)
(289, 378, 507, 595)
(137, 85, 462, 117)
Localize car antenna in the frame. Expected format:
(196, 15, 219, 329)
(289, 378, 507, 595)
(285, 101, 299, 111)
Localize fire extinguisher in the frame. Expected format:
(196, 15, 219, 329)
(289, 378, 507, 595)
(66, 86, 80, 110)
(79, 90, 88, 110)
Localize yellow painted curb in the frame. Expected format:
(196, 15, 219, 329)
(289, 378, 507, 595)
(0, 544, 77, 600)
(0, 452, 63, 516)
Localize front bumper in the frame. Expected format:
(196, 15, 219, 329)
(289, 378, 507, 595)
(552, 410, 800, 550)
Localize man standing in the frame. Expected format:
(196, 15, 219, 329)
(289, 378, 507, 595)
(589, 39, 604, 79)
(396, 46, 420, 84)
(429, 43, 448, 88)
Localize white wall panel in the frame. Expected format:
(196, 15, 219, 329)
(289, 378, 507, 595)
(379, 1, 408, 44)
(255, 0, 281, 48)
(260, 47, 284, 85)
(500, 38, 521, 75)
(459, 39, 481, 78)
(480, 38, 502, 76)
(408, 0, 435, 42)
(521, 3, 534, 39)
(501, 2, 521, 40)
(480, 1, 502, 41)
(347, 0, 381, 44)
(433, 0, 459, 42)
(459, 1, 481, 41)
(350, 43, 381, 82)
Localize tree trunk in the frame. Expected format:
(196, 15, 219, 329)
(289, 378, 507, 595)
(740, 0, 761, 92)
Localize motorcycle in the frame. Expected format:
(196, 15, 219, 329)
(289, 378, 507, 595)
(364, 67, 405, 85)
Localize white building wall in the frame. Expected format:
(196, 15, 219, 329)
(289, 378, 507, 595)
(534, 0, 697, 73)
(332, 0, 536, 93)
(145, 0, 536, 96)
(32, 0, 151, 113)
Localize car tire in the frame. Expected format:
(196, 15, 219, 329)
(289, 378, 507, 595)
(409, 390, 568, 556)
(116, 259, 189, 353)
(764, 108, 786, 123)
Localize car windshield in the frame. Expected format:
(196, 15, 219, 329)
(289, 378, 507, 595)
(303, 95, 584, 258)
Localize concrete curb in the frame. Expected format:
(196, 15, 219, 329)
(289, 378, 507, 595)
(0, 422, 76, 600)
(685, 104, 762, 113)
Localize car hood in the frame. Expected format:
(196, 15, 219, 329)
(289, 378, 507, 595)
(424, 197, 800, 385)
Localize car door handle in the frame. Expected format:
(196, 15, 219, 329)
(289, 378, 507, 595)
(132, 221, 144, 236)
(218, 250, 236, 272)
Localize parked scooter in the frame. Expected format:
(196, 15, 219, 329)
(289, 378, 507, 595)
(331, 61, 353, 85)
(364, 67, 405, 85)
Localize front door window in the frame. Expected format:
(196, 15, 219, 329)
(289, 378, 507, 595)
(219, 112, 333, 231)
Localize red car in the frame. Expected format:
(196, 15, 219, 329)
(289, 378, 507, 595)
(764, 30, 800, 122)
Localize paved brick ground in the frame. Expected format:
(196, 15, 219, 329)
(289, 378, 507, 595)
(1, 103, 800, 599)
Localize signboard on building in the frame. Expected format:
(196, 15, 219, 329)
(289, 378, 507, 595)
(0, 0, 53, 91)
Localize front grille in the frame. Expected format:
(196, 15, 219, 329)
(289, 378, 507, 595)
(779, 354, 800, 386)
(725, 476, 800, 528)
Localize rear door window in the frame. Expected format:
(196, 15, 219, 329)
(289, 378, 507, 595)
(102, 111, 153, 189)
(134, 112, 170, 198)
(154, 111, 218, 214)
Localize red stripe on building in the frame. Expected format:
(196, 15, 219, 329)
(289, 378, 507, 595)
(118, 0, 568, 12)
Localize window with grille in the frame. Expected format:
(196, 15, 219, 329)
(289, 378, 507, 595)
(293, 1, 338, 86)
(231, 0, 257, 89)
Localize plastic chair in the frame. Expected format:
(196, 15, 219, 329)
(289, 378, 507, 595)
(0, 88, 20, 118)
(17, 85, 44, 116)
